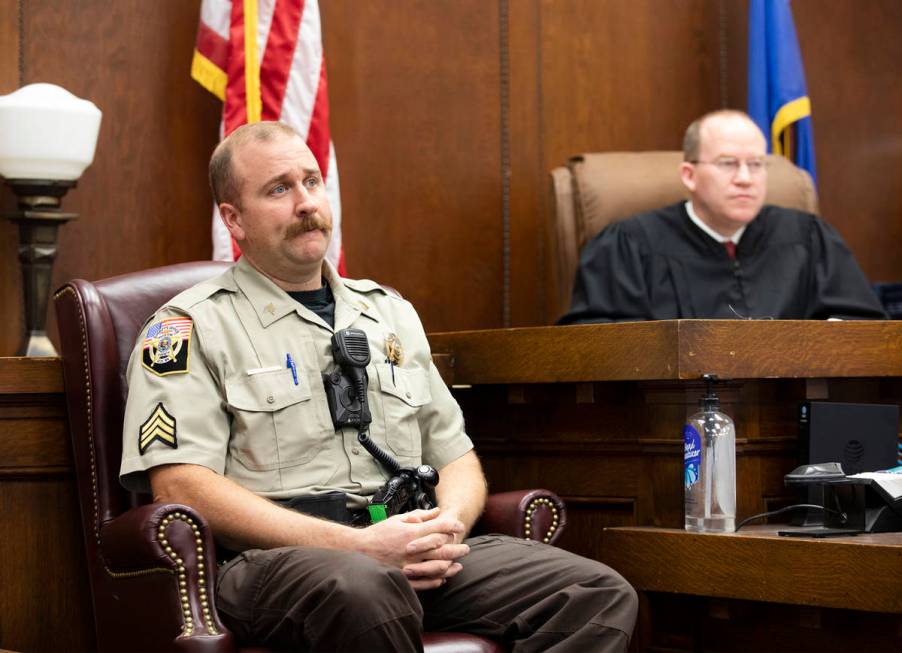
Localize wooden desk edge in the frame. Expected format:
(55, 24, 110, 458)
(600, 526, 902, 614)
(428, 321, 902, 384)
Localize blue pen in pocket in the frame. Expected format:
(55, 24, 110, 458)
(286, 353, 298, 386)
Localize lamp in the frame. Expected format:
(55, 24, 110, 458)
(0, 83, 102, 356)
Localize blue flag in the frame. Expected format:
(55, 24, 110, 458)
(748, 0, 816, 184)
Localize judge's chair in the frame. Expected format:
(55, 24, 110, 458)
(53, 262, 567, 653)
(546, 151, 819, 323)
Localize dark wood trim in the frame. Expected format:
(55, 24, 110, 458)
(431, 353, 455, 387)
(0, 357, 64, 393)
(463, 436, 796, 456)
(676, 320, 902, 379)
(428, 320, 902, 384)
(0, 465, 71, 478)
(0, 355, 92, 652)
(429, 321, 680, 384)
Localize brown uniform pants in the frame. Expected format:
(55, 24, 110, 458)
(216, 534, 638, 652)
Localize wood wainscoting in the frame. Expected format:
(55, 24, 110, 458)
(0, 358, 94, 652)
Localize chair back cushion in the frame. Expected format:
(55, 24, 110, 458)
(546, 151, 819, 321)
(54, 262, 231, 538)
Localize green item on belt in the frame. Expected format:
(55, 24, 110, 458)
(367, 503, 388, 523)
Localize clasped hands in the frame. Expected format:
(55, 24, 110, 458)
(360, 507, 469, 591)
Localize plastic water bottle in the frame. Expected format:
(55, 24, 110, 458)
(684, 374, 736, 532)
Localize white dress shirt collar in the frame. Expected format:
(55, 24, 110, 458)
(685, 201, 746, 245)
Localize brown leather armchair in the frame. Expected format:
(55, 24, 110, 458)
(546, 151, 819, 323)
(54, 262, 566, 653)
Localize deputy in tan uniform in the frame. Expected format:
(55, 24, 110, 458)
(121, 121, 637, 652)
(121, 254, 466, 505)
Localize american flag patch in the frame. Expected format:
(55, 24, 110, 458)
(142, 316, 193, 376)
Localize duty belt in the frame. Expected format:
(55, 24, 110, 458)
(216, 491, 369, 565)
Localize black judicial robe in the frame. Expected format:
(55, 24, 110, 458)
(560, 203, 888, 323)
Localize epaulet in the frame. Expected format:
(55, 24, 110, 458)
(167, 277, 235, 311)
(342, 277, 399, 298)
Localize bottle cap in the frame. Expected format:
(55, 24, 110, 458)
(700, 373, 720, 411)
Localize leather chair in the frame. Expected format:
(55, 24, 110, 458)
(54, 262, 567, 653)
(546, 151, 819, 323)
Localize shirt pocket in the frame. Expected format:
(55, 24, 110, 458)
(225, 368, 333, 472)
(374, 363, 431, 457)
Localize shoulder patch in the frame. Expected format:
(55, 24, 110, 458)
(142, 317, 193, 376)
(139, 403, 177, 454)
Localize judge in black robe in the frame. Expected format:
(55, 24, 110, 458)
(559, 202, 888, 323)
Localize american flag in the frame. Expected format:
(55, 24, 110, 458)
(191, 0, 344, 273)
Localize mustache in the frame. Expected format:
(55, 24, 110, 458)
(285, 213, 331, 238)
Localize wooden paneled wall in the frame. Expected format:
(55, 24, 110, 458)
(322, 0, 724, 330)
(0, 0, 900, 348)
(0, 362, 94, 652)
(0, 0, 21, 354)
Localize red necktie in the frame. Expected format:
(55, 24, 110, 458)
(724, 241, 736, 259)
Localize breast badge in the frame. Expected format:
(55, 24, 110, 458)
(385, 333, 404, 366)
(142, 317, 192, 376)
(384, 333, 403, 385)
(139, 403, 177, 454)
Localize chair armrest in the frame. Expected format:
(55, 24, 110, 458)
(473, 489, 566, 545)
(98, 502, 236, 652)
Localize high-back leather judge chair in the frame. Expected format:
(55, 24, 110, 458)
(54, 262, 566, 653)
(546, 151, 819, 322)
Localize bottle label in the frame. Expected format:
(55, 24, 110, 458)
(684, 424, 702, 489)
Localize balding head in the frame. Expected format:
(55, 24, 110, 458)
(209, 121, 303, 207)
(679, 110, 768, 237)
(683, 110, 765, 162)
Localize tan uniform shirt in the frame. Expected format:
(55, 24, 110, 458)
(120, 257, 473, 507)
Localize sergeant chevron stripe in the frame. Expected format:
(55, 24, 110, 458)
(139, 403, 178, 454)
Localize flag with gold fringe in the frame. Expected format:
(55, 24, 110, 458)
(748, 0, 816, 184)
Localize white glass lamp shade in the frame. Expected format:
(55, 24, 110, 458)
(0, 83, 102, 181)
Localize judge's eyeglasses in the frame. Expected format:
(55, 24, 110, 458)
(690, 157, 768, 176)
